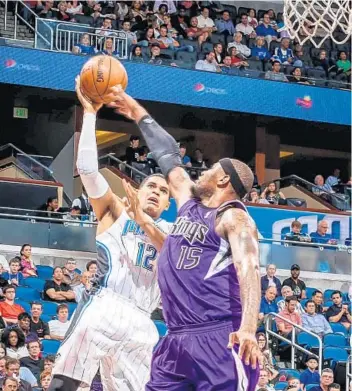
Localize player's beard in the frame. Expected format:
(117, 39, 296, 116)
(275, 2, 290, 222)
(191, 182, 214, 200)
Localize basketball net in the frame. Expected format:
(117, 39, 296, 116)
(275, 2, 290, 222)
(283, 0, 352, 47)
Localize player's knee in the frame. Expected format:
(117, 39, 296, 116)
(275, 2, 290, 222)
(48, 375, 81, 391)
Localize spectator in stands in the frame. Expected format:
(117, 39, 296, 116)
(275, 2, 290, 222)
(221, 56, 232, 73)
(191, 149, 207, 168)
(101, 37, 119, 56)
(272, 38, 293, 65)
(302, 300, 333, 337)
(256, 333, 277, 380)
(162, 14, 178, 38)
(171, 6, 189, 38)
(284, 220, 311, 243)
(276, 296, 302, 337)
(300, 356, 320, 388)
(213, 43, 224, 65)
(20, 340, 43, 381)
(125, 135, 140, 167)
(2, 377, 19, 391)
(196, 6, 216, 35)
(148, 44, 165, 65)
(282, 265, 306, 299)
(277, 286, 304, 314)
(157, 25, 193, 52)
(138, 27, 158, 47)
(19, 245, 37, 279)
(63, 207, 81, 227)
(236, 13, 256, 39)
(43, 355, 55, 372)
(114, 1, 130, 23)
(38, 197, 59, 218)
(179, 144, 192, 167)
(66, 0, 83, 15)
(336, 51, 351, 78)
(0, 285, 24, 326)
(328, 384, 340, 391)
(96, 18, 113, 39)
(73, 271, 91, 303)
(17, 313, 37, 343)
(155, 4, 169, 27)
(62, 259, 81, 288)
(284, 377, 302, 391)
(244, 189, 269, 204)
(228, 47, 249, 68)
(36, 0, 55, 19)
(260, 182, 286, 204)
(311, 290, 326, 314)
(326, 168, 341, 187)
(228, 32, 250, 58)
(56, 1, 71, 21)
(313, 50, 331, 76)
(29, 302, 49, 340)
(265, 61, 288, 82)
(248, 9, 258, 28)
(257, 369, 275, 391)
(256, 14, 278, 45)
(43, 267, 76, 303)
(86, 261, 97, 277)
(1, 258, 24, 287)
(72, 33, 97, 56)
(48, 304, 70, 341)
(261, 264, 281, 296)
(1, 329, 28, 360)
(0, 343, 5, 358)
(310, 220, 337, 245)
(186, 17, 209, 46)
(289, 68, 310, 84)
(121, 20, 138, 46)
(326, 290, 351, 329)
(2, 359, 32, 390)
(310, 368, 334, 391)
(130, 1, 147, 24)
(0, 356, 5, 376)
(258, 287, 278, 326)
(72, 186, 92, 217)
(40, 370, 51, 391)
(251, 36, 270, 61)
(215, 10, 235, 39)
(313, 175, 334, 195)
(130, 45, 144, 62)
(195, 51, 219, 72)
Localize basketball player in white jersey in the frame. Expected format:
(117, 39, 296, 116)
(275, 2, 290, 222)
(49, 77, 171, 391)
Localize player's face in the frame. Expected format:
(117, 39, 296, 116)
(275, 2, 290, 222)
(192, 164, 219, 200)
(138, 177, 170, 219)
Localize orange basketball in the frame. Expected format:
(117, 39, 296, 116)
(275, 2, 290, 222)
(80, 55, 128, 104)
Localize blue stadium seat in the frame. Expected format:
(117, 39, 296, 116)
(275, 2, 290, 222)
(297, 332, 320, 349)
(275, 296, 283, 303)
(41, 339, 61, 355)
(323, 289, 336, 301)
(329, 322, 348, 336)
(41, 301, 58, 317)
(175, 51, 197, 64)
(279, 369, 301, 379)
(36, 265, 54, 280)
(153, 320, 168, 337)
(275, 382, 288, 390)
(67, 302, 77, 315)
(323, 347, 348, 369)
(324, 333, 348, 347)
(306, 384, 320, 391)
(40, 314, 52, 323)
(15, 287, 41, 301)
(74, 268, 82, 275)
(300, 299, 309, 308)
(24, 277, 46, 292)
(15, 299, 31, 313)
(305, 287, 316, 299)
(324, 300, 333, 308)
(342, 292, 350, 303)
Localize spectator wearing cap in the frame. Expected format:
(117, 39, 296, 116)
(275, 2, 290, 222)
(272, 38, 293, 65)
(301, 300, 333, 337)
(215, 10, 235, 38)
(236, 13, 256, 39)
(276, 296, 302, 337)
(62, 258, 81, 288)
(284, 221, 311, 243)
(186, 17, 209, 46)
(195, 51, 219, 72)
(261, 264, 281, 296)
(310, 220, 337, 245)
(251, 36, 270, 61)
(265, 61, 288, 82)
(282, 265, 306, 299)
(256, 14, 278, 45)
(300, 356, 320, 388)
(228, 32, 250, 58)
(326, 290, 351, 330)
(1, 258, 24, 287)
(43, 267, 76, 303)
(258, 286, 278, 325)
(309, 369, 334, 391)
(0, 285, 24, 325)
(196, 6, 216, 35)
(277, 286, 304, 314)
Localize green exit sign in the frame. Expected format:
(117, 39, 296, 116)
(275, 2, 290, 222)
(13, 107, 28, 119)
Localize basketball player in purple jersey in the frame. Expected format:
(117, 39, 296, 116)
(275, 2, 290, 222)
(109, 87, 261, 391)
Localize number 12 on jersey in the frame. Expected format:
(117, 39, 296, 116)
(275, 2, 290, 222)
(136, 243, 157, 271)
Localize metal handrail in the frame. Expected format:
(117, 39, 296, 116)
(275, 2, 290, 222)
(265, 312, 323, 373)
(262, 237, 351, 251)
(99, 153, 149, 180)
(0, 211, 98, 225)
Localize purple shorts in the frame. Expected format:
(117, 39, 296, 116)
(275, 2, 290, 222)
(146, 320, 259, 391)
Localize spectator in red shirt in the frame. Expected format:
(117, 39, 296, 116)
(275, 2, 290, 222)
(20, 244, 37, 278)
(276, 296, 302, 337)
(186, 17, 209, 46)
(228, 47, 248, 68)
(0, 285, 25, 325)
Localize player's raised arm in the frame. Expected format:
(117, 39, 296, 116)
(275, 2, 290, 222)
(219, 207, 261, 369)
(108, 86, 193, 208)
(75, 76, 124, 222)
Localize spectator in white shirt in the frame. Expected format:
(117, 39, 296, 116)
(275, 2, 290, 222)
(195, 51, 219, 72)
(277, 286, 304, 314)
(228, 32, 250, 58)
(326, 168, 341, 187)
(72, 186, 92, 216)
(95, 18, 113, 39)
(196, 6, 216, 35)
(73, 271, 91, 303)
(121, 20, 137, 46)
(236, 13, 256, 39)
(48, 304, 70, 341)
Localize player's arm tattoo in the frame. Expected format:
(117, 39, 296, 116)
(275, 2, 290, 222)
(220, 208, 260, 334)
(168, 167, 193, 208)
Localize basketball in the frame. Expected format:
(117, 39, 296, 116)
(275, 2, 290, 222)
(80, 55, 128, 104)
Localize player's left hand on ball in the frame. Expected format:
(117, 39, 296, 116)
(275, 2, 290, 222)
(75, 76, 102, 114)
(228, 330, 260, 369)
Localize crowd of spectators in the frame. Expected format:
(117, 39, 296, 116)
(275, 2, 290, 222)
(19, 1, 351, 88)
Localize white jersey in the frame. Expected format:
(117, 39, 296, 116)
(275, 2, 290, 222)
(95, 210, 171, 313)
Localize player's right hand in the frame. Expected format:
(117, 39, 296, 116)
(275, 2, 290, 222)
(75, 76, 102, 114)
(228, 330, 261, 369)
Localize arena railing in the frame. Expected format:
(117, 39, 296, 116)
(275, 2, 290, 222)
(265, 312, 323, 373)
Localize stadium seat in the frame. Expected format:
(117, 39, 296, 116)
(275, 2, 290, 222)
(329, 323, 348, 336)
(275, 382, 288, 390)
(279, 369, 301, 379)
(180, 39, 199, 51)
(15, 299, 31, 313)
(305, 287, 316, 299)
(300, 299, 309, 308)
(323, 289, 336, 301)
(15, 287, 41, 301)
(237, 6, 249, 16)
(201, 42, 214, 53)
(323, 347, 348, 369)
(36, 265, 54, 280)
(41, 339, 61, 355)
(306, 384, 320, 391)
(160, 49, 175, 60)
(74, 268, 82, 275)
(153, 320, 168, 337)
(297, 332, 320, 349)
(210, 33, 225, 45)
(41, 314, 52, 323)
(324, 300, 333, 308)
(41, 301, 58, 317)
(247, 60, 263, 72)
(342, 292, 350, 302)
(67, 302, 77, 315)
(175, 51, 197, 64)
(24, 277, 46, 292)
(324, 333, 348, 347)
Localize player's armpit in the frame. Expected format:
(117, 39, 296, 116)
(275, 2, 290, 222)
(89, 188, 124, 222)
(168, 167, 193, 209)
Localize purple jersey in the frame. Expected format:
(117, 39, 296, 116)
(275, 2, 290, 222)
(158, 198, 248, 328)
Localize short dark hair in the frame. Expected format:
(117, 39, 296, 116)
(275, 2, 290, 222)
(222, 10, 230, 15)
(312, 289, 322, 297)
(273, 60, 281, 65)
(285, 295, 297, 303)
(122, 19, 130, 24)
(86, 260, 97, 271)
(304, 300, 315, 308)
(18, 312, 30, 321)
(129, 135, 140, 142)
(3, 376, 18, 386)
(138, 147, 147, 156)
(31, 301, 43, 309)
(44, 354, 56, 363)
(160, 24, 168, 30)
(159, 3, 168, 11)
(57, 304, 68, 314)
(20, 244, 31, 256)
(201, 6, 209, 11)
(9, 257, 20, 266)
(328, 384, 340, 391)
(70, 206, 81, 212)
(179, 143, 187, 149)
(140, 174, 167, 189)
(241, 13, 248, 17)
(5, 358, 20, 369)
(53, 266, 63, 275)
(47, 196, 57, 204)
(3, 284, 16, 294)
(331, 290, 342, 298)
(27, 339, 40, 349)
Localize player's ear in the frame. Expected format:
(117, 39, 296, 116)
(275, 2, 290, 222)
(218, 174, 230, 187)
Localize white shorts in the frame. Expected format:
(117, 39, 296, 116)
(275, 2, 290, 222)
(53, 288, 159, 391)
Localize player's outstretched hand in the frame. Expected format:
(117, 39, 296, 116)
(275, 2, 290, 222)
(75, 76, 102, 114)
(228, 330, 261, 369)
